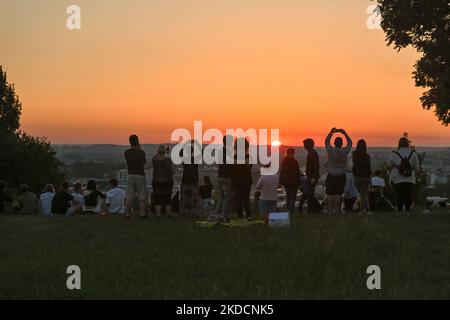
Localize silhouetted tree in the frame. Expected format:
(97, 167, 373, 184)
(0, 66, 64, 191)
(378, 0, 450, 125)
(0, 66, 22, 133)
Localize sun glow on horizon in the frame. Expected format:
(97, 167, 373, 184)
(272, 140, 282, 147)
(1, 0, 448, 146)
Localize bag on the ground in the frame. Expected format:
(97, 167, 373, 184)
(393, 151, 415, 177)
(268, 212, 290, 227)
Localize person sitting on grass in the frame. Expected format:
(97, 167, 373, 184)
(39, 184, 55, 216)
(0, 181, 13, 214)
(343, 171, 358, 213)
(105, 178, 125, 214)
(83, 180, 106, 214)
(199, 176, 213, 215)
(51, 182, 74, 215)
(68, 182, 84, 215)
(17, 184, 39, 215)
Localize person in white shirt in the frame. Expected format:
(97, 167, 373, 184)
(105, 178, 126, 214)
(255, 168, 279, 217)
(371, 174, 386, 188)
(67, 182, 84, 215)
(343, 171, 358, 213)
(387, 137, 420, 214)
(40, 184, 55, 216)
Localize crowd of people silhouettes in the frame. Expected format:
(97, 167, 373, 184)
(0, 128, 424, 220)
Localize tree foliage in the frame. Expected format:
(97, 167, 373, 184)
(0, 66, 64, 191)
(0, 66, 22, 133)
(378, 0, 450, 125)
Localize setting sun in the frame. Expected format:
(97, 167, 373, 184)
(272, 140, 282, 147)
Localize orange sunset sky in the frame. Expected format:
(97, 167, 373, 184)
(0, 0, 448, 146)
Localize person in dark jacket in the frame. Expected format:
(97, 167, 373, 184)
(124, 134, 147, 218)
(152, 144, 175, 217)
(352, 139, 372, 214)
(180, 139, 201, 216)
(52, 181, 74, 215)
(280, 148, 301, 214)
(301, 138, 321, 213)
(83, 180, 106, 214)
(0, 181, 13, 214)
(231, 138, 253, 220)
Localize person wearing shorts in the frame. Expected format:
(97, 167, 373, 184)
(325, 128, 352, 214)
(124, 134, 148, 219)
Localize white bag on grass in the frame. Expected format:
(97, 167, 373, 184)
(268, 212, 290, 228)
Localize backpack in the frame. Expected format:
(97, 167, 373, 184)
(392, 150, 415, 177)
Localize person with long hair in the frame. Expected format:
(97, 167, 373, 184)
(324, 128, 352, 214)
(39, 184, 55, 216)
(83, 180, 106, 214)
(352, 139, 372, 214)
(152, 144, 175, 217)
(387, 137, 420, 214)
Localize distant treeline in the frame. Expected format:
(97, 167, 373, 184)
(64, 161, 126, 179)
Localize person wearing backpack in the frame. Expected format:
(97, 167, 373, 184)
(387, 137, 420, 214)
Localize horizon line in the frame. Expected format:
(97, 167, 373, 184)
(51, 143, 450, 148)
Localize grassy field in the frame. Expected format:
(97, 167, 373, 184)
(1, 212, 450, 299)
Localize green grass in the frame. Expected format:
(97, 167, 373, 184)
(1, 212, 450, 299)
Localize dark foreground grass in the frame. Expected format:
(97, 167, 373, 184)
(1, 212, 450, 299)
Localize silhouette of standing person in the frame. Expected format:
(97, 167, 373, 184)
(231, 138, 253, 220)
(301, 138, 321, 213)
(280, 148, 301, 215)
(352, 139, 372, 214)
(124, 134, 148, 219)
(152, 144, 175, 217)
(180, 139, 201, 216)
(325, 128, 352, 214)
(387, 137, 420, 215)
(216, 135, 234, 222)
